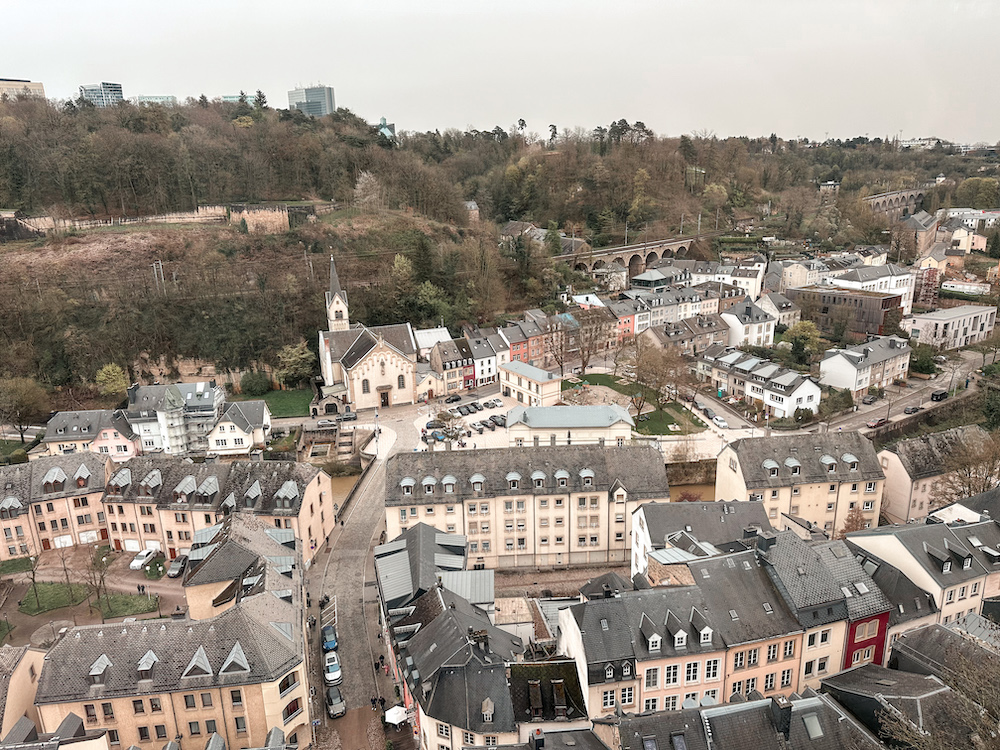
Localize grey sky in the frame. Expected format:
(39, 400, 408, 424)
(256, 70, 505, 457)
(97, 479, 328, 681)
(9, 0, 998, 143)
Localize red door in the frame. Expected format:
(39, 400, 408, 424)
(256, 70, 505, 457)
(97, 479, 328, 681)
(168, 548, 177, 559)
(113, 539, 122, 551)
(41, 539, 51, 550)
(100, 528, 109, 540)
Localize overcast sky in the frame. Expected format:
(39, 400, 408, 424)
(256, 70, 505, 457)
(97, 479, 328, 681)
(8, 0, 998, 144)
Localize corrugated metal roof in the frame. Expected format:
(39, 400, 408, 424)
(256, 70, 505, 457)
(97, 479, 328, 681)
(439, 570, 495, 607)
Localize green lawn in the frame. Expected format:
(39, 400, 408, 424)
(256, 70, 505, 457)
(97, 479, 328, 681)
(232, 389, 313, 417)
(0, 557, 33, 576)
(0, 620, 12, 643)
(97, 593, 159, 618)
(269, 427, 300, 452)
(144, 559, 167, 579)
(0, 439, 25, 456)
(18, 583, 90, 615)
(564, 373, 706, 435)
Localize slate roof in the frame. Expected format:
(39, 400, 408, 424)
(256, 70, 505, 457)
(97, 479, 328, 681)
(220, 401, 269, 432)
(568, 586, 725, 684)
(811, 540, 891, 621)
(43, 410, 136, 444)
(758, 532, 848, 626)
(821, 336, 910, 371)
(501, 360, 558, 382)
(890, 620, 1000, 681)
(847, 522, 988, 589)
(28, 453, 109, 501)
(722, 299, 775, 326)
(884, 424, 989, 482)
(0, 714, 109, 750)
(844, 543, 937, 626)
(399, 594, 523, 733)
(727, 433, 883, 490)
(903, 210, 937, 232)
(507, 405, 634, 430)
(579, 571, 633, 600)
(35, 603, 300, 705)
(322, 322, 417, 370)
(386, 446, 669, 506)
(374, 523, 467, 610)
(687, 551, 800, 647)
(185, 540, 260, 587)
(508, 659, 587, 723)
(639, 501, 771, 548)
(0, 463, 33, 519)
(607, 709, 709, 750)
(833, 263, 910, 283)
(328, 255, 345, 302)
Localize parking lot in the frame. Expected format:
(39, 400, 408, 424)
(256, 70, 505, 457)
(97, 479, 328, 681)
(412, 394, 514, 451)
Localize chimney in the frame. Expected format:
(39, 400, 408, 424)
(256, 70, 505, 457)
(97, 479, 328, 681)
(756, 531, 776, 552)
(769, 696, 792, 739)
(530, 729, 545, 750)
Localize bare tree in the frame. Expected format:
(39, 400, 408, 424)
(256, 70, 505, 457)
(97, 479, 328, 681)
(838, 507, 868, 539)
(574, 307, 616, 375)
(26, 553, 42, 610)
(83, 546, 114, 620)
(931, 432, 1000, 509)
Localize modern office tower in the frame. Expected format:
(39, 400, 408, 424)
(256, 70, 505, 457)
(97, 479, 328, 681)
(79, 81, 124, 108)
(287, 85, 335, 117)
(0, 78, 45, 99)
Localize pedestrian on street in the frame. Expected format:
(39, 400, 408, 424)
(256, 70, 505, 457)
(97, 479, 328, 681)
(379, 654, 385, 667)
(384, 664, 390, 676)
(374, 660, 380, 673)
(379, 697, 386, 711)
(371, 695, 377, 711)
(137, 584, 142, 594)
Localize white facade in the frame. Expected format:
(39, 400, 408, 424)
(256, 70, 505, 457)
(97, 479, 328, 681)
(827, 265, 916, 316)
(942, 208, 1000, 229)
(720, 303, 775, 347)
(902, 305, 998, 349)
(819, 337, 911, 401)
(759, 376, 821, 418)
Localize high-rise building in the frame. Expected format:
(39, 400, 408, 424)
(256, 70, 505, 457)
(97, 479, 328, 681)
(79, 81, 123, 108)
(0, 78, 45, 99)
(287, 85, 335, 117)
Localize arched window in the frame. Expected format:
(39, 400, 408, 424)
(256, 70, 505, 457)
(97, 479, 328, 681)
(335, 310, 343, 319)
(380, 361, 386, 376)
(398, 375, 405, 389)
(362, 379, 370, 394)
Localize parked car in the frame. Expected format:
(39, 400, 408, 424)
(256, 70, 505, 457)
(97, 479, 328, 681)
(931, 389, 948, 402)
(712, 415, 729, 429)
(866, 417, 889, 428)
(129, 548, 158, 570)
(472, 422, 484, 434)
(323, 652, 343, 685)
(470, 402, 484, 412)
(448, 408, 462, 419)
(484, 399, 502, 408)
(694, 401, 706, 412)
(326, 686, 347, 719)
(862, 394, 878, 405)
(316, 419, 337, 429)
(482, 419, 496, 431)
(321, 624, 339, 652)
(336, 412, 357, 422)
(166, 555, 188, 578)
(431, 430, 446, 442)
(458, 405, 471, 416)
(425, 420, 445, 429)
(903, 406, 924, 414)
(445, 394, 462, 403)
(702, 408, 716, 420)
(490, 414, 506, 427)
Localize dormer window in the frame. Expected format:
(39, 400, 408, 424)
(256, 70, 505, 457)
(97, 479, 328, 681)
(509, 480, 519, 490)
(77, 477, 88, 488)
(769, 468, 777, 477)
(700, 629, 712, 644)
(605, 665, 614, 680)
(558, 478, 567, 487)
(850, 462, 858, 471)
(648, 635, 661, 651)
(474, 482, 483, 492)
(792, 466, 800, 476)
(622, 663, 631, 677)
(943, 561, 952, 573)
(584, 477, 593, 487)
(482, 697, 494, 723)
(424, 484, 434, 495)
(963, 557, 972, 570)
(444, 483, 455, 494)
(403, 486, 412, 496)
(674, 632, 687, 649)
(534, 478, 543, 489)
(827, 463, 836, 473)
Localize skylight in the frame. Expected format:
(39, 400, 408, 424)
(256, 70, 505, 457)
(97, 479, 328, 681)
(802, 713, 824, 740)
(600, 619, 609, 631)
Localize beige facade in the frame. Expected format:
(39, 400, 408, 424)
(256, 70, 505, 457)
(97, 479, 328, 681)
(0, 646, 45, 738)
(499, 362, 563, 407)
(798, 622, 846, 691)
(723, 634, 804, 700)
(715, 436, 884, 538)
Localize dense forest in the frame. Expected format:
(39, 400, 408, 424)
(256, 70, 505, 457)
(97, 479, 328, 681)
(1, 93, 998, 393)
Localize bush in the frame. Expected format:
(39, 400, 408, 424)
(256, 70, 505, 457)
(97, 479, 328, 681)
(8, 449, 27, 464)
(240, 371, 272, 396)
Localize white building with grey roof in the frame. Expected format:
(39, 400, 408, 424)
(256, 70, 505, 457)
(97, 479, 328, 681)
(819, 336, 910, 401)
(506, 405, 634, 449)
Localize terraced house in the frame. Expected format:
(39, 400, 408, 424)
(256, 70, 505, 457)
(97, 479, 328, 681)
(34, 513, 309, 750)
(384, 446, 670, 569)
(699, 346, 821, 419)
(715, 434, 884, 537)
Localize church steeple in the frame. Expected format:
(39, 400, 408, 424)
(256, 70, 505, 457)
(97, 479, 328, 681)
(326, 255, 350, 331)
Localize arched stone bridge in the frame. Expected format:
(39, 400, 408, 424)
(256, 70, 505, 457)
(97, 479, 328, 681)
(862, 185, 933, 220)
(566, 231, 726, 277)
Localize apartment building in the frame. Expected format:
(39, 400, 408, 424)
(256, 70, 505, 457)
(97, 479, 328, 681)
(715, 434, 884, 537)
(34, 514, 310, 750)
(901, 304, 997, 350)
(877, 425, 991, 524)
(103, 458, 335, 567)
(430, 338, 476, 393)
(558, 586, 728, 715)
(506, 405, 634, 449)
(719, 299, 775, 347)
(204, 402, 271, 458)
(819, 336, 911, 402)
(700, 346, 821, 418)
(755, 292, 800, 328)
(78, 82, 122, 108)
(0, 79, 46, 99)
(124, 382, 226, 455)
(846, 520, 1000, 625)
(499, 361, 562, 407)
(784, 286, 904, 343)
(384, 446, 670, 569)
(827, 264, 915, 315)
(639, 314, 728, 358)
(39, 411, 140, 462)
(0, 715, 110, 750)
(0, 645, 46, 738)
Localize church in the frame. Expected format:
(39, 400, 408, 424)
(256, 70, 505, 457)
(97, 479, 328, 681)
(316, 257, 419, 414)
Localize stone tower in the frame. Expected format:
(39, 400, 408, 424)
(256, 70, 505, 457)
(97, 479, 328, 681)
(326, 255, 350, 332)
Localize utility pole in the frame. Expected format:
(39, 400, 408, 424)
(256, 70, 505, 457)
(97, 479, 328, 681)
(680, 214, 684, 235)
(697, 213, 702, 234)
(716, 207, 720, 230)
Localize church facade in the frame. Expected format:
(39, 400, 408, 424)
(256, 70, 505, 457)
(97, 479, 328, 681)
(317, 258, 419, 414)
